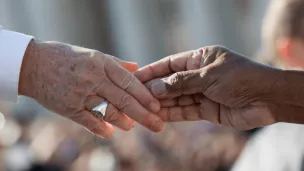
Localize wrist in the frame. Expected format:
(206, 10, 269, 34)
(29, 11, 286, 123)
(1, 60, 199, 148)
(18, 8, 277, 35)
(249, 64, 284, 103)
(19, 39, 40, 97)
(268, 103, 304, 124)
(266, 68, 304, 107)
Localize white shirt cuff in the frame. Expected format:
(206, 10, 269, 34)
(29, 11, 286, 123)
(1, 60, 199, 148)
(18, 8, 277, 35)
(0, 28, 33, 102)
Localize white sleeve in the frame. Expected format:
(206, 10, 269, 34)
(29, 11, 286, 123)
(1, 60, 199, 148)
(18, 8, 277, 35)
(0, 27, 33, 102)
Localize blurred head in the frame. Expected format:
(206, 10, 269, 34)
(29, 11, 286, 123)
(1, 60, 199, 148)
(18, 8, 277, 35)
(262, 0, 304, 68)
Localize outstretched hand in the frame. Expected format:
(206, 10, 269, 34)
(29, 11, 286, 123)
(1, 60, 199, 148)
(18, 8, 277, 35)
(135, 46, 301, 130)
(19, 40, 164, 138)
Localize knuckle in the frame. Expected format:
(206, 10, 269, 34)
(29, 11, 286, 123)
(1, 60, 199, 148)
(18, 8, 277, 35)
(104, 54, 115, 67)
(104, 106, 120, 122)
(103, 56, 117, 76)
(190, 49, 205, 69)
(116, 94, 132, 110)
(70, 112, 93, 129)
(103, 54, 112, 65)
(91, 50, 102, 57)
(121, 73, 135, 90)
(105, 54, 120, 63)
(208, 45, 227, 52)
(86, 50, 104, 61)
(84, 97, 100, 110)
(169, 72, 183, 87)
(201, 45, 229, 66)
(84, 50, 105, 67)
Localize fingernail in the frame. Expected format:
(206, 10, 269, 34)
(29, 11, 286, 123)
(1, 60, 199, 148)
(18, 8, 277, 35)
(151, 81, 166, 96)
(149, 115, 164, 132)
(149, 101, 160, 113)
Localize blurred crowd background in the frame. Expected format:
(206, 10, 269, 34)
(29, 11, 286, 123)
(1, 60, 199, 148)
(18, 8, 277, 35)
(0, 0, 292, 171)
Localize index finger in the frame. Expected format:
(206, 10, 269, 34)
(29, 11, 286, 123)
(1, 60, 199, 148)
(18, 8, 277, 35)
(97, 78, 164, 132)
(104, 56, 160, 113)
(134, 48, 204, 82)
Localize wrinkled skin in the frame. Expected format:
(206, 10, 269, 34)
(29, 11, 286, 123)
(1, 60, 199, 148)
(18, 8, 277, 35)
(135, 46, 304, 130)
(19, 40, 163, 138)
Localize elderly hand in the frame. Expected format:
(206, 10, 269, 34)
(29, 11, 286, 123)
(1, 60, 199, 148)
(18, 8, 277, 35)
(18, 40, 163, 138)
(135, 46, 304, 130)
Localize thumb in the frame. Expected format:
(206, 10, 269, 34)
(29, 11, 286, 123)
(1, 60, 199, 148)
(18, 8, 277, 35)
(149, 69, 204, 99)
(107, 55, 138, 72)
(119, 61, 138, 72)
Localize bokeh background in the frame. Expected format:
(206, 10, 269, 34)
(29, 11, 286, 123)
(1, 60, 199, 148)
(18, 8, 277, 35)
(0, 0, 270, 171)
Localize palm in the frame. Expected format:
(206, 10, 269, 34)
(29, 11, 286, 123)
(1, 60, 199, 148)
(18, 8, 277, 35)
(157, 93, 275, 130)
